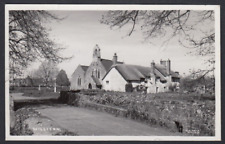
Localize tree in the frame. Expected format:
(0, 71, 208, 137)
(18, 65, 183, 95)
(9, 10, 68, 76)
(101, 10, 215, 76)
(35, 61, 59, 86)
(56, 69, 70, 86)
(180, 74, 215, 94)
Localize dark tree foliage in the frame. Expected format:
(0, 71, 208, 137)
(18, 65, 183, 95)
(56, 69, 70, 86)
(9, 10, 67, 75)
(180, 73, 215, 94)
(101, 10, 215, 78)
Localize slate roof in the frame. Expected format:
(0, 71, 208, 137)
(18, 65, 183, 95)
(103, 64, 180, 82)
(80, 65, 89, 72)
(100, 59, 123, 72)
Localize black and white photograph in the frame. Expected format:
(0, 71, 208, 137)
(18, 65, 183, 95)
(5, 5, 221, 141)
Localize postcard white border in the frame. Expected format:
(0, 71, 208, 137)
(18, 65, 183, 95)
(5, 4, 221, 141)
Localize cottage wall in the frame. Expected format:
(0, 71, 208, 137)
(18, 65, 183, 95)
(70, 66, 86, 90)
(102, 68, 127, 92)
(146, 80, 168, 93)
(146, 75, 179, 93)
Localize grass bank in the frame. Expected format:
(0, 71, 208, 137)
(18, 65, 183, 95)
(60, 90, 215, 136)
(10, 106, 78, 136)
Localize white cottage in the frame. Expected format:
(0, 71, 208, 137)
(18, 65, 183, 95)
(102, 60, 180, 93)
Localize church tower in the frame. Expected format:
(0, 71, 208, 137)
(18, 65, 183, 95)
(93, 44, 101, 61)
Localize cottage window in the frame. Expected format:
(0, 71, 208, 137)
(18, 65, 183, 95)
(172, 77, 180, 82)
(106, 81, 109, 84)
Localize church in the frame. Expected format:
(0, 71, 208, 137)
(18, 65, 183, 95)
(70, 45, 180, 93)
(70, 44, 123, 90)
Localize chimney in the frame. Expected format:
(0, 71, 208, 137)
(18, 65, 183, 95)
(113, 53, 117, 65)
(151, 60, 155, 74)
(160, 59, 163, 64)
(160, 59, 167, 67)
(175, 71, 179, 75)
(166, 59, 171, 75)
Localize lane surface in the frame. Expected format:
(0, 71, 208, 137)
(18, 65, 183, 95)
(36, 105, 179, 136)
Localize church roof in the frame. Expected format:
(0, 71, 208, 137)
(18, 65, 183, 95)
(100, 59, 123, 72)
(80, 65, 89, 72)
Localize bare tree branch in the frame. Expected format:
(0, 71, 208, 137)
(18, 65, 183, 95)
(9, 10, 71, 76)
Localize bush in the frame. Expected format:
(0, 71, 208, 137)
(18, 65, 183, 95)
(77, 91, 215, 136)
(125, 83, 133, 92)
(10, 107, 37, 135)
(168, 84, 177, 92)
(58, 91, 80, 106)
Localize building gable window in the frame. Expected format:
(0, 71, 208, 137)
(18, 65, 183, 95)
(92, 70, 94, 77)
(97, 70, 100, 78)
(78, 77, 81, 86)
(106, 80, 109, 84)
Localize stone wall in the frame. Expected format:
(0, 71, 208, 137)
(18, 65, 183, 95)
(70, 66, 85, 90)
(84, 60, 107, 89)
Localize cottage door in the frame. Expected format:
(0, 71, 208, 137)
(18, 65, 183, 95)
(88, 83, 92, 89)
(156, 87, 159, 93)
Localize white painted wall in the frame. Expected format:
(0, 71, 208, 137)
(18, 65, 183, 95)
(102, 68, 127, 92)
(131, 82, 140, 88)
(102, 68, 180, 93)
(146, 75, 179, 93)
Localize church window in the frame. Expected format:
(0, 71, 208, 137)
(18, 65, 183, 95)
(78, 77, 81, 86)
(92, 70, 94, 76)
(97, 70, 100, 78)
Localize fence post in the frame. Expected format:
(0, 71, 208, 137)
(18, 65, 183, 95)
(54, 83, 56, 93)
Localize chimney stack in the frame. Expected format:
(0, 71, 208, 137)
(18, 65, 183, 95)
(160, 59, 163, 64)
(113, 53, 118, 65)
(160, 59, 167, 67)
(166, 59, 171, 75)
(151, 60, 155, 74)
(175, 71, 179, 75)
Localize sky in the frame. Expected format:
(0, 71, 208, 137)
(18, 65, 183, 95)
(27, 10, 213, 79)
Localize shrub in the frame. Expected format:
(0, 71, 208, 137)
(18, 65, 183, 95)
(77, 91, 215, 136)
(58, 90, 81, 106)
(168, 83, 178, 92)
(125, 83, 133, 92)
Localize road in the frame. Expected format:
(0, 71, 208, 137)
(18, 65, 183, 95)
(35, 105, 179, 136)
(10, 93, 180, 136)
